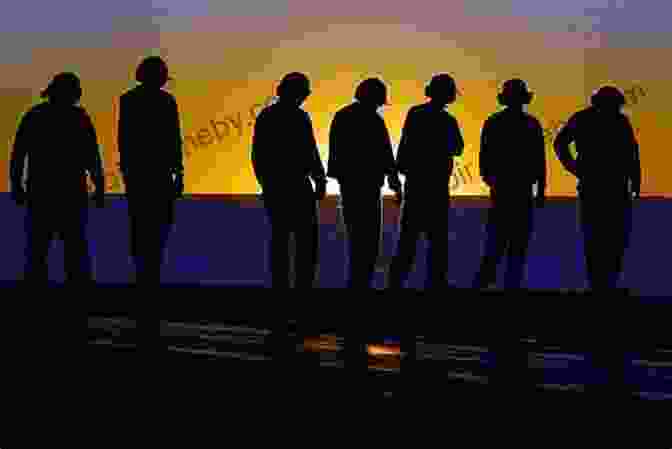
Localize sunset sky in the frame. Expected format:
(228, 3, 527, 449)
(1, 0, 669, 196)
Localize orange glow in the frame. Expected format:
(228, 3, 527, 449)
(367, 344, 401, 357)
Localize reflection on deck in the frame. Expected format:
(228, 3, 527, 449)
(88, 316, 672, 401)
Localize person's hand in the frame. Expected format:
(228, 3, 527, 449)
(11, 188, 26, 207)
(315, 179, 327, 201)
(631, 187, 640, 200)
(174, 172, 185, 199)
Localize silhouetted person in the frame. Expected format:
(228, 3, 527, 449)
(252, 72, 327, 289)
(388, 74, 464, 290)
(472, 79, 546, 290)
(251, 73, 327, 366)
(118, 56, 184, 285)
(554, 86, 640, 402)
(328, 78, 402, 288)
(327, 78, 402, 386)
(10, 72, 104, 284)
(554, 86, 640, 292)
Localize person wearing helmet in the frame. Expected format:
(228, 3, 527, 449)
(118, 56, 184, 285)
(554, 85, 641, 403)
(327, 77, 402, 289)
(554, 85, 640, 292)
(251, 72, 327, 289)
(388, 73, 464, 290)
(10, 72, 105, 284)
(472, 79, 547, 290)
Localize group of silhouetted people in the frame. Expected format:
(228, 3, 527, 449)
(252, 72, 640, 292)
(10, 56, 183, 285)
(9, 58, 641, 293)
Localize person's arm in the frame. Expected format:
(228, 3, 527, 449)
(449, 115, 465, 157)
(251, 111, 268, 191)
(117, 95, 131, 190)
(378, 115, 401, 204)
(625, 118, 641, 198)
(395, 109, 414, 177)
(326, 112, 341, 182)
(10, 109, 31, 203)
(553, 115, 578, 177)
(534, 119, 547, 200)
(479, 118, 495, 187)
(82, 110, 105, 201)
(381, 118, 397, 177)
(168, 95, 184, 198)
(169, 95, 184, 177)
(380, 116, 400, 188)
(304, 112, 326, 184)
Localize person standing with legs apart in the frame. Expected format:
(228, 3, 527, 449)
(327, 77, 402, 390)
(388, 73, 464, 290)
(251, 72, 327, 365)
(554, 86, 640, 403)
(10, 72, 105, 285)
(472, 79, 546, 290)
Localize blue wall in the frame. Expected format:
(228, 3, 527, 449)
(2, 194, 670, 295)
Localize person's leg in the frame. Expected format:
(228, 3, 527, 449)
(340, 187, 362, 288)
(342, 187, 382, 288)
(361, 191, 382, 287)
(388, 200, 420, 288)
(264, 196, 291, 288)
(504, 199, 533, 289)
(473, 195, 507, 288)
(580, 198, 609, 290)
(426, 203, 449, 288)
(294, 197, 319, 289)
(24, 206, 53, 283)
(607, 202, 631, 288)
(149, 201, 176, 284)
(126, 196, 147, 283)
(135, 212, 162, 285)
(63, 206, 93, 284)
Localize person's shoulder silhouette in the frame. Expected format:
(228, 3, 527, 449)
(555, 86, 638, 190)
(118, 56, 183, 183)
(479, 79, 545, 189)
(11, 72, 102, 203)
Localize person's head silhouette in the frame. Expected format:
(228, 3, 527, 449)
(276, 72, 311, 106)
(425, 74, 457, 106)
(355, 78, 388, 109)
(590, 86, 625, 112)
(41, 72, 82, 105)
(497, 78, 533, 108)
(136, 56, 172, 89)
